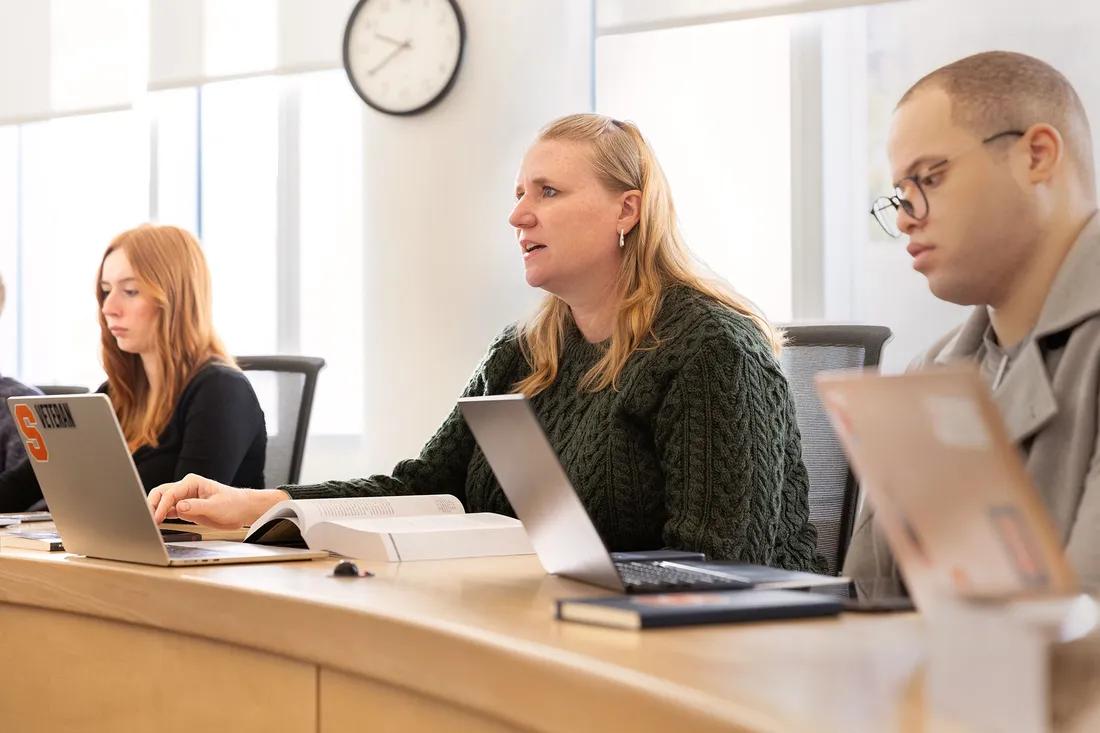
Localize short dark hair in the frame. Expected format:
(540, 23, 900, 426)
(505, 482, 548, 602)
(899, 51, 1095, 197)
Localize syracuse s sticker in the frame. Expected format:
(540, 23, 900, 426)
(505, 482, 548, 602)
(14, 404, 49, 462)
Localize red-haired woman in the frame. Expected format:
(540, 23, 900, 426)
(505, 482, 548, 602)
(0, 224, 266, 511)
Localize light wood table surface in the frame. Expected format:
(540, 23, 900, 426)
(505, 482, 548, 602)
(0, 521, 1096, 733)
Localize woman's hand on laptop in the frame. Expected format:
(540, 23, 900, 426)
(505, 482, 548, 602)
(147, 474, 288, 529)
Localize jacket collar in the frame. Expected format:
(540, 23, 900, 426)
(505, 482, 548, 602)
(1032, 211, 1100, 340)
(933, 211, 1100, 443)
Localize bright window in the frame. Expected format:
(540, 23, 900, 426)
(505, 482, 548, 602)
(19, 110, 149, 389)
(0, 126, 18, 375)
(298, 71, 365, 435)
(147, 87, 200, 233)
(596, 17, 793, 322)
(199, 77, 279, 358)
(1, 8, 369, 459)
(200, 76, 280, 428)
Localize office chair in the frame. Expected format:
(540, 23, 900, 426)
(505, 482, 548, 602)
(235, 356, 326, 488)
(34, 385, 90, 396)
(778, 325, 893, 575)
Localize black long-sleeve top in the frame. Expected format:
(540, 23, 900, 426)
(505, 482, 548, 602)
(0, 363, 266, 512)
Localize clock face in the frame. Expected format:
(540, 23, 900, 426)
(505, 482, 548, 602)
(343, 0, 466, 116)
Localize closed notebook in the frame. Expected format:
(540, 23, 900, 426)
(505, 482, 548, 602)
(0, 528, 201, 552)
(556, 589, 843, 630)
(1, 530, 65, 552)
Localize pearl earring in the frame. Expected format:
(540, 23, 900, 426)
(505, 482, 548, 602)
(619, 229, 625, 248)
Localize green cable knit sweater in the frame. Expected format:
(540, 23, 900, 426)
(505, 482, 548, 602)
(288, 286, 823, 572)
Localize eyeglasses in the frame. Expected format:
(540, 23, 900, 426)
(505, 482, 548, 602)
(870, 130, 1025, 238)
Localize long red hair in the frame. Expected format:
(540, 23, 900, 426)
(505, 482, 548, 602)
(97, 224, 233, 452)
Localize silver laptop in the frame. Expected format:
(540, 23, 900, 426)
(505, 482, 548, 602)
(6, 393, 327, 567)
(458, 395, 751, 593)
(816, 367, 1077, 611)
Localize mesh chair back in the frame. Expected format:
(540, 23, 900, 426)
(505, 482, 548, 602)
(35, 385, 90, 396)
(236, 356, 325, 488)
(779, 325, 892, 575)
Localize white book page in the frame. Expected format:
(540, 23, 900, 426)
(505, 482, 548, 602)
(302, 513, 533, 560)
(316, 512, 520, 535)
(245, 494, 463, 540)
(292, 494, 464, 529)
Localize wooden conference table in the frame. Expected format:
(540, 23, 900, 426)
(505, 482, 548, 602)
(1, 523, 1099, 733)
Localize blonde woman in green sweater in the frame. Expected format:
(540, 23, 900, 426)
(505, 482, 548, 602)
(150, 114, 823, 571)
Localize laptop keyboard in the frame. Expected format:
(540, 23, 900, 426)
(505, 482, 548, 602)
(615, 561, 751, 592)
(166, 544, 234, 559)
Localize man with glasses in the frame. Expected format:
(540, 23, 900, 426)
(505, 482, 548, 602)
(847, 51, 1100, 589)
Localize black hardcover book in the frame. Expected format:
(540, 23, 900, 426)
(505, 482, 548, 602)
(556, 589, 843, 629)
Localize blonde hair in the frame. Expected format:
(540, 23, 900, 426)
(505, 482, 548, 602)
(97, 224, 234, 452)
(514, 114, 781, 398)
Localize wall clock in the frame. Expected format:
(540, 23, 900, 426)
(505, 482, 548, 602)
(343, 0, 466, 116)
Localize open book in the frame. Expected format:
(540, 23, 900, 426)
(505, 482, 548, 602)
(243, 494, 535, 562)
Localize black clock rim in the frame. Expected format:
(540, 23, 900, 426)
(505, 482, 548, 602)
(342, 0, 467, 117)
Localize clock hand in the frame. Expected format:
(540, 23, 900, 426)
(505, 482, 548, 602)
(368, 41, 412, 76)
(373, 32, 408, 46)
